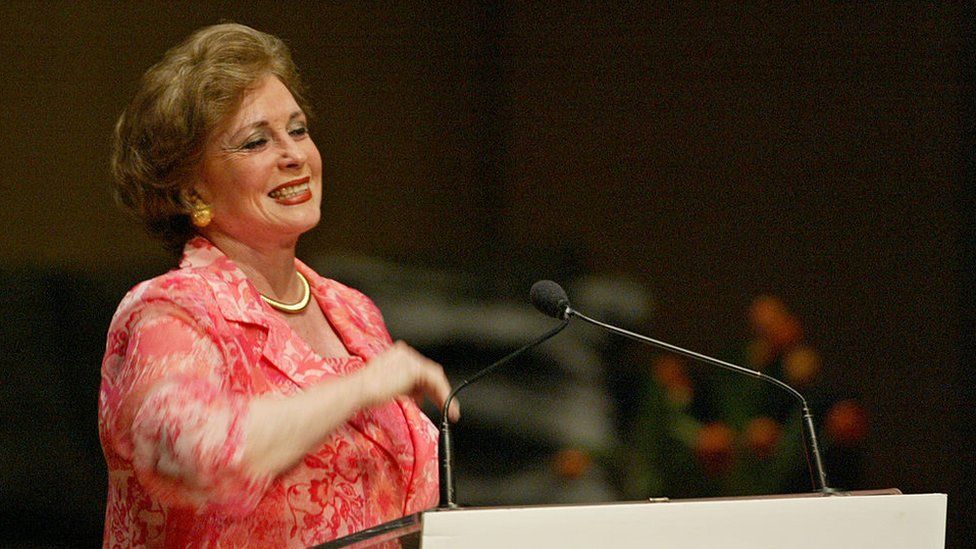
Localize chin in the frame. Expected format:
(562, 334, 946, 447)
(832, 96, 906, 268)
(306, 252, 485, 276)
(291, 212, 322, 235)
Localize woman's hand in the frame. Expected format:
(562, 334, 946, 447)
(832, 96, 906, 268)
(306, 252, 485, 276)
(353, 341, 460, 422)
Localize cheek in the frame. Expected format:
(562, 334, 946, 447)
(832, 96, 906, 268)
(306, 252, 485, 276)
(307, 143, 323, 176)
(224, 160, 271, 193)
(206, 166, 268, 214)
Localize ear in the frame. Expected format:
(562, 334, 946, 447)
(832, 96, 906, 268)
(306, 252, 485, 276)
(186, 162, 212, 203)
(179, 187, 195, 207)
(182, 181, 213, 203)
(179, 187, 208, 213)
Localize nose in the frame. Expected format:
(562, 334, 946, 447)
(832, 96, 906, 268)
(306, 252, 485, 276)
(278, 135, 307, 169)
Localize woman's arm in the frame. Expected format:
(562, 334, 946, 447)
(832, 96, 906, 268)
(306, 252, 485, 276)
(106, 307, 265, 513)
(108, 303, 456, 511)
(243, 340, 458, 477)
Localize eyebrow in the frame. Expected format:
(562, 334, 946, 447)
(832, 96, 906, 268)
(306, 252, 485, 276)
(228, 110, 306, 141)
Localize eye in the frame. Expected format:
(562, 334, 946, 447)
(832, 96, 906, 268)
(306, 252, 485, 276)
(241, 137, 268, 151)
(289, 126, 309, 138)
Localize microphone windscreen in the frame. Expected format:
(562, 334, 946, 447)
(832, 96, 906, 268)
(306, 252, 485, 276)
(530, 280, 570, 319)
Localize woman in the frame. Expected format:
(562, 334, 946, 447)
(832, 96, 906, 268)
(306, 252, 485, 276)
(100, 23, 457, 547)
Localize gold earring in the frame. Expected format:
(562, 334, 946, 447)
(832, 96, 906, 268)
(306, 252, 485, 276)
(190, 201, 212, 227)
(182, 189, 213, 228)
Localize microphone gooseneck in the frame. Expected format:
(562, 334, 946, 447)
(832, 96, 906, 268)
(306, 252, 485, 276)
(438, 310, 570, 509)
(532, 280, 834, 494)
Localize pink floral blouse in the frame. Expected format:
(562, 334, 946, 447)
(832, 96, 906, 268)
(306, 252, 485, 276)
(98, 237, 439, 547)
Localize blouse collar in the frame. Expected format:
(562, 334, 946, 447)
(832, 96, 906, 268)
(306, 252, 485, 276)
(177, 236, 386, 376)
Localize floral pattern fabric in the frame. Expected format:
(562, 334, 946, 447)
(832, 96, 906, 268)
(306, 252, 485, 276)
(99, 237, 439, 547)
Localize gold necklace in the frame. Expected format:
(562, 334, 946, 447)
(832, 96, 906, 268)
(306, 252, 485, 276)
(260, 272, 311, 314)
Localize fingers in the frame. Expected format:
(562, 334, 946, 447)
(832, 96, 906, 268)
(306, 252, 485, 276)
(362, 341, 460, 421)
(446, 397, 461, 423)
(403, 343, 461, 422)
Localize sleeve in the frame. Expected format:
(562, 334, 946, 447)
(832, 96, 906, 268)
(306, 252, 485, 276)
(110, 302, 271, 515)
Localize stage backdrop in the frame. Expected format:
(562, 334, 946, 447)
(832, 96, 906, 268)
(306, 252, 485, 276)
(0, 2, 971, 547)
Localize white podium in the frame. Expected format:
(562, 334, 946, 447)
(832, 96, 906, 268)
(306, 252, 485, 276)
(319, 491, 947, 549)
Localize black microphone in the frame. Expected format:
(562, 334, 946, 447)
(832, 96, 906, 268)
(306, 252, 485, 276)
(530, 279, 571, 320)
(530, 280, 834, 494)
(438, 296, 570, 509)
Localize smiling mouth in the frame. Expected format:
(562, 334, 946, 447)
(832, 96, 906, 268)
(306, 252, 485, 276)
(268, 179, 310, 200)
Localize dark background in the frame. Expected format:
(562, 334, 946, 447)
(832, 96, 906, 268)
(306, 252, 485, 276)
(1, 2, 971, 547)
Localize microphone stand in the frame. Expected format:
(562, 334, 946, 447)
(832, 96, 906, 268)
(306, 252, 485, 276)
(438, 319, 570, 509)
(565, 307, 835, 494)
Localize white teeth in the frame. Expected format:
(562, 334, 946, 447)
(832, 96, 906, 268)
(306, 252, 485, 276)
(269, 182, 309, 199)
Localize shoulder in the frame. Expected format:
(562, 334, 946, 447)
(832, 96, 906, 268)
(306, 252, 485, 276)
(323, 277, 377, 308)
(102, 268, 226, 380)
(301, 266, 392, 342)
(111, 268, 218, 331)
(303, 267, 380, 311)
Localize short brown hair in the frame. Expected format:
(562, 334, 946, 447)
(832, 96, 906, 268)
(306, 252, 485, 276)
(111, 23, 311, 256)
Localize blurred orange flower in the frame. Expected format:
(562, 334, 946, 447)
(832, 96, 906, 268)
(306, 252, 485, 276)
(749, 296, 788, 335)
(652, 355, 693, 407)
(749, 295, 803, 352)
(695, 422, 736, 476)
(783, 346, 821, 387)
(768, 316, 803, 350)
(553, 447, 591, 480)
(825, 400, 868, 446)
(744, 416, 781, 459)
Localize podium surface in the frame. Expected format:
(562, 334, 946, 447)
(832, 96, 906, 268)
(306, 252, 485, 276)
(321, 492, 946, 548)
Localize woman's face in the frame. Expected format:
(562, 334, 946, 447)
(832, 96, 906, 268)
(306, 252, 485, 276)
(196, 74, 322, 249)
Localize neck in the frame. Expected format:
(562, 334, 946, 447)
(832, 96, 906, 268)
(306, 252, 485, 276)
(203, 231, 302, 301)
